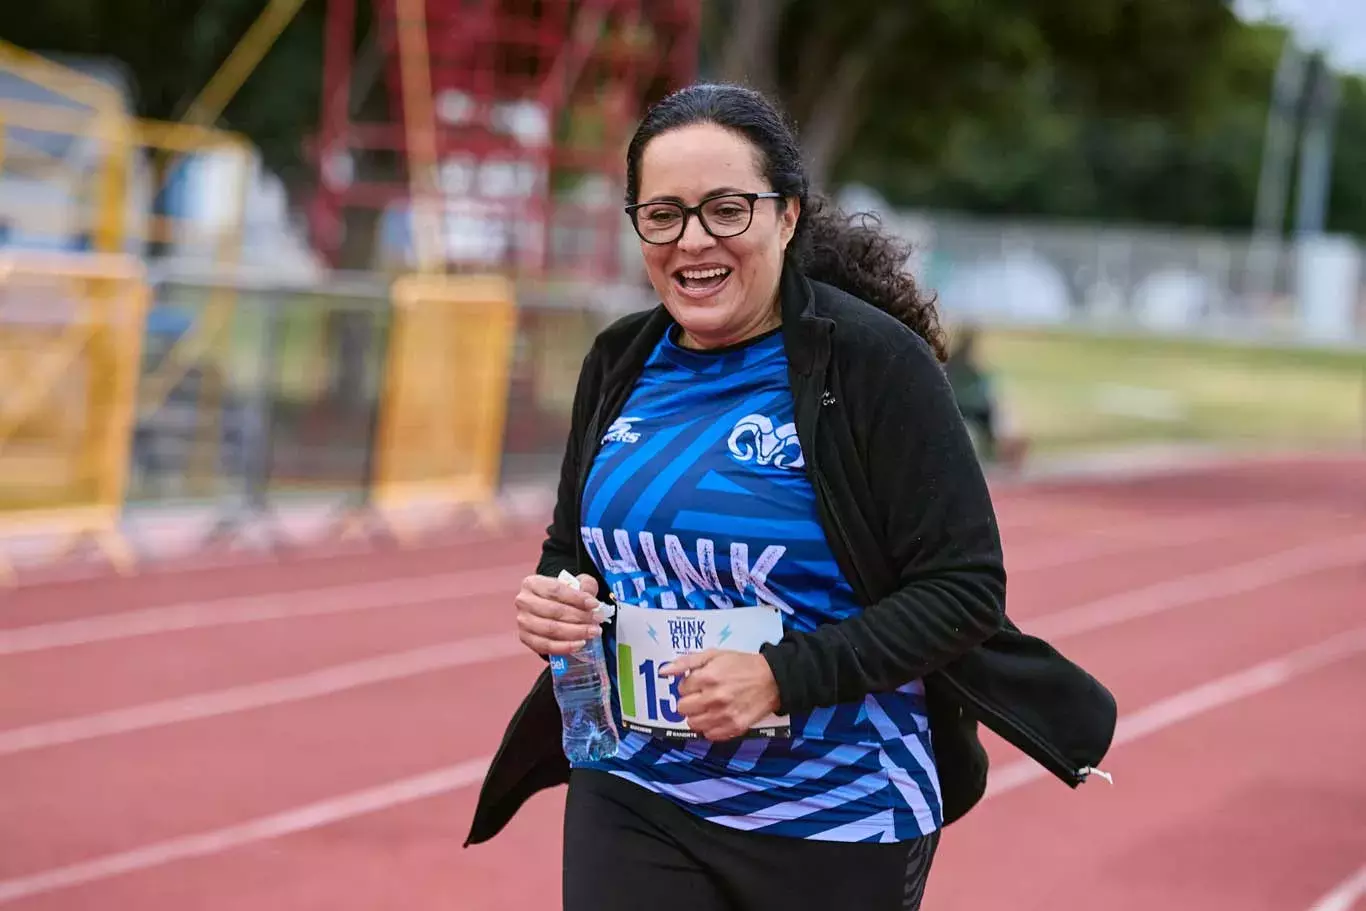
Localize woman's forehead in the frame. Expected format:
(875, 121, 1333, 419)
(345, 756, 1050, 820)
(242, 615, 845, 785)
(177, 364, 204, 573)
(639, 124, 763, 200)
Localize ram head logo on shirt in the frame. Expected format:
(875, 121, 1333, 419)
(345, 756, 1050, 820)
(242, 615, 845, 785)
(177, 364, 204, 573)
(727, 414, 804, 469)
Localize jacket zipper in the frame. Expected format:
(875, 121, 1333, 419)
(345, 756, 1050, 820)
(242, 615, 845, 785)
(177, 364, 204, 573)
(812, 465, 871, 603)
(806, 386, 874, 627)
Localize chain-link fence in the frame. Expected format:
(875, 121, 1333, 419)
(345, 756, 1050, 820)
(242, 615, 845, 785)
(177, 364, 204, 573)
(119, 268, 650, 550)
(131, 271, 389, 508)
(501, 280, 649, 485)
(857, 208, 1366, 348)
(4, 215, 1360, 577)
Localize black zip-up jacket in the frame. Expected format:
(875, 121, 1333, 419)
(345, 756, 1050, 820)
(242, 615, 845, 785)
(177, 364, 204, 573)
(464, 263, 1116, 847)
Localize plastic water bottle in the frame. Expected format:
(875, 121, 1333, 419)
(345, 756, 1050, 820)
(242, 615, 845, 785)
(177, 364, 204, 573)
(549, 571, 620, 763)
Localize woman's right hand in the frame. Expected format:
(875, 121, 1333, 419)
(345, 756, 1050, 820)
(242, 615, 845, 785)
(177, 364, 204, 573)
(515, 573, 604, 657)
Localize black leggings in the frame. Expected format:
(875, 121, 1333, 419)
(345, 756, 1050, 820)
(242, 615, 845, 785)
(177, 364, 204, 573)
(563, 769, 940, 911)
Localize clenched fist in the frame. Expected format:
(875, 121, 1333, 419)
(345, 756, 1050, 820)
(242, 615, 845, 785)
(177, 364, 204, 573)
(660, 650, 782, 742)
(515, 573, 604, 657)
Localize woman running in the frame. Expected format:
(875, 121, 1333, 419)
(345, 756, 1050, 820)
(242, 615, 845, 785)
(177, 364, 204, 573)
(466, 82, 1116, 911)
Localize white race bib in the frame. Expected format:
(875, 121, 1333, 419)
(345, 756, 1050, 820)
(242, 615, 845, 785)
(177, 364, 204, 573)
(614, 603, 791, 741)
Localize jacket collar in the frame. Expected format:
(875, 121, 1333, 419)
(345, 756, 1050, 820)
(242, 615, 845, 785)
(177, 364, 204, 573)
(776, 257, 833, 377)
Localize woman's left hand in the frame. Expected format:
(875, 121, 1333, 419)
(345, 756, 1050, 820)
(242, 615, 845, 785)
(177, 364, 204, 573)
(660, 650, 782, 742)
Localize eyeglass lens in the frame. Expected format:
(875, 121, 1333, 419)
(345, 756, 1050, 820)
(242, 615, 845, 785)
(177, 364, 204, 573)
(633, 195, 755, 243)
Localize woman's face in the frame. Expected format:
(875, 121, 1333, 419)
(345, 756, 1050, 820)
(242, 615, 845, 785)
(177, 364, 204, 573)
(633, 123, 799, 349)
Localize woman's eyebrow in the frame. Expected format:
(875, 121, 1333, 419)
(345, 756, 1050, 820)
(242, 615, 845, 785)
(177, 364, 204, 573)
(641, 186, 749, 204)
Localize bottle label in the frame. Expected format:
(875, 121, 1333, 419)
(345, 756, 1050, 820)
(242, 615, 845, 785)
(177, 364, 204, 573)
(613, 603, 790, 741)
(549, 655, 569, 676)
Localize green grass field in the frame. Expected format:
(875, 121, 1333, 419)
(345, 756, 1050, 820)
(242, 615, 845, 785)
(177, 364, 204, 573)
(975, 326, 1366, 454)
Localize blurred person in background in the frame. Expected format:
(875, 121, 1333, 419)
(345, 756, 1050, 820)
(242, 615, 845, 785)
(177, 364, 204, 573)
(465, 83, 1114, 910)
(946, 323, 1029, 471)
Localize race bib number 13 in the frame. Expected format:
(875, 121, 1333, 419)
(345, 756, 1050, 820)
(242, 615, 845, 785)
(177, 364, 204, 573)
(614, 603, 791, 741)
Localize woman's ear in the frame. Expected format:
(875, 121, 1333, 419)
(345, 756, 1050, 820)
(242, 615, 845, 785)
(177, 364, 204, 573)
(780, 197, 801, 250)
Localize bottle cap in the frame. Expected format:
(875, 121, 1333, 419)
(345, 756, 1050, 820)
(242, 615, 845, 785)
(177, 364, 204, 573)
(558, 570, 614, 622)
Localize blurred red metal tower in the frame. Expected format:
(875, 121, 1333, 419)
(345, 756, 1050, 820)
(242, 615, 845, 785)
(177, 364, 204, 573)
(309, 0, 700, 279)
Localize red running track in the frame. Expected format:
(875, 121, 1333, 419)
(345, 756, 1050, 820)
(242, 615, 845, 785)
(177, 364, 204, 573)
(0, 454, 1363, 910)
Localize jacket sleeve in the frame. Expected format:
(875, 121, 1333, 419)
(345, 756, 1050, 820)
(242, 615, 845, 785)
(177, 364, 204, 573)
(534, 343, 602, 582)
(761, 328, 1007, 716)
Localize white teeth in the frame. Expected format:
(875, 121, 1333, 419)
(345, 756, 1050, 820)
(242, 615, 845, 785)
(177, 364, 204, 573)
(679, 268, 730, 280)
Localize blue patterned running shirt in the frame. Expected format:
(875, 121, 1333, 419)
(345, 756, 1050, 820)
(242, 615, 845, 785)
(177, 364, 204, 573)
(576, 325, 943, 843)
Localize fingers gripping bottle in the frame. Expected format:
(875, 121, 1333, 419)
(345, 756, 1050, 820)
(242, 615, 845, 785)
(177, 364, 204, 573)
(549, 571, 620, 762)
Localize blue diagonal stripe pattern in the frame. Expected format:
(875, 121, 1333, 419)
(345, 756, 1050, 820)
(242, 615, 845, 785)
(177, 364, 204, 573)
(574, 327, 941, 844)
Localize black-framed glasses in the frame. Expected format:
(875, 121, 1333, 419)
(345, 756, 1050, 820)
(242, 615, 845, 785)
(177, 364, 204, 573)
(624, 192, 784, 245)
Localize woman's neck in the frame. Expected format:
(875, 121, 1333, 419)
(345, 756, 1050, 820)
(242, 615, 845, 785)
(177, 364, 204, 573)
(677, 296, 781, 352)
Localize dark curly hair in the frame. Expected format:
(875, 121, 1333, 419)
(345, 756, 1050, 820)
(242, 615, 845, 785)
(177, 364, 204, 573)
(624, 82, 947, 361)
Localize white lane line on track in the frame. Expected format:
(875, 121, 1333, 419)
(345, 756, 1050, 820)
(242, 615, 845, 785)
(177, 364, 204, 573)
(1001, 506, 1295, 572)
(0, 758, 492, 905)
(984, 626, 1366, 797)
(1025, 533, 1366, 640)
(1308, 865, 1366, 911)
(4, 626, 1363, 904)
(1, 508, 1339, 656)
(0, 565, 529, 657)
(0, 635, 528, 757)
(3, 531, 1362, 758)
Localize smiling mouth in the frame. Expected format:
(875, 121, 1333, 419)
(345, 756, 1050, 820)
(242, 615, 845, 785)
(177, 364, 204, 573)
(674, 267, 733, 293)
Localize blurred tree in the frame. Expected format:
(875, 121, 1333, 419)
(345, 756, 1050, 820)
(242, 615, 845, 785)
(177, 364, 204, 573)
(857, 20, 1285, 226)
(7, 0, 1365, 257)
(703, 0, 1238, 190)
(834, 17, 1366, 239)
(1325, 74, 1366, 238)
